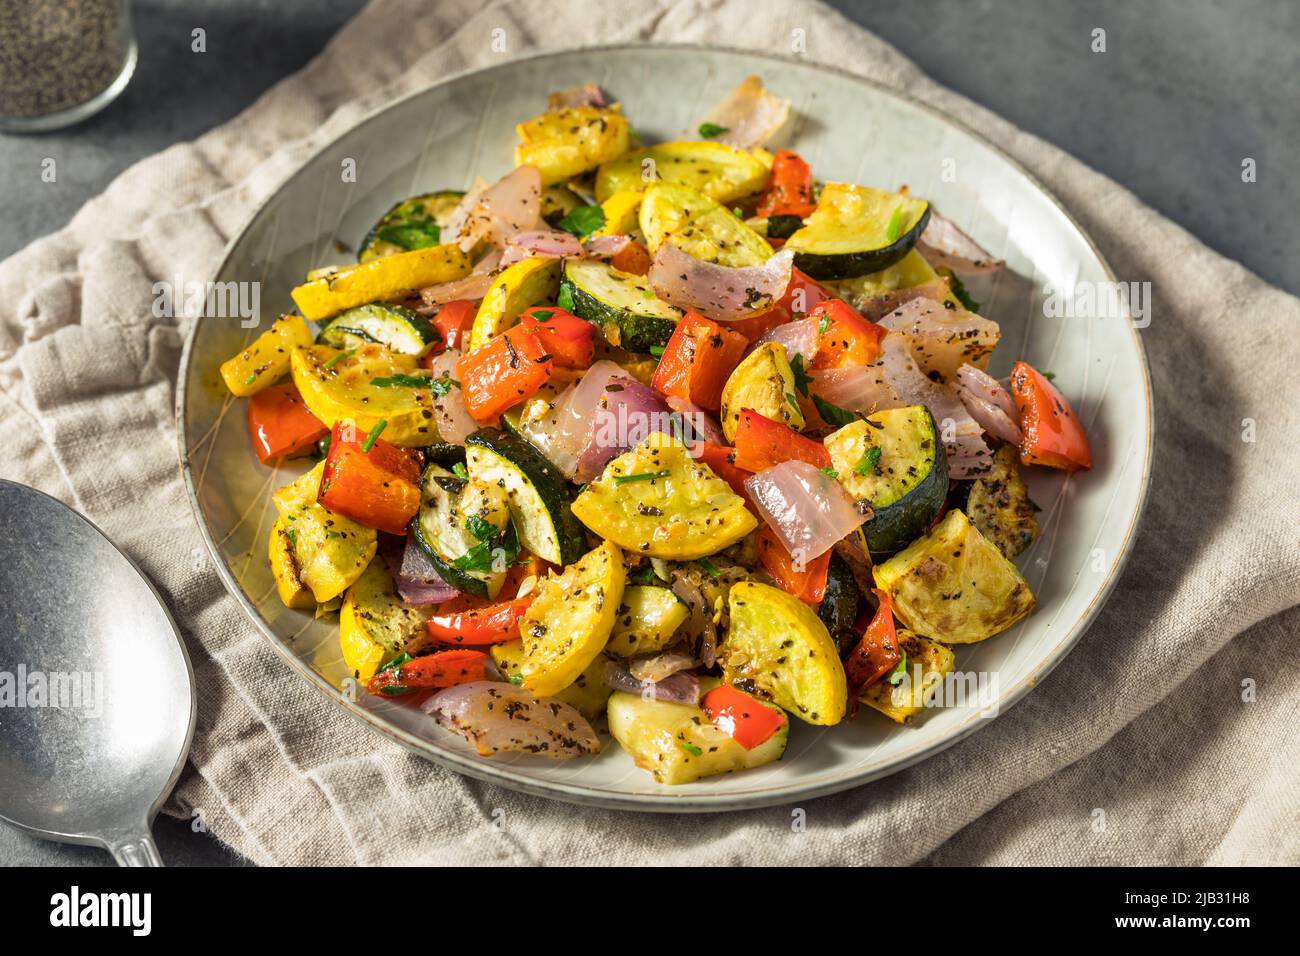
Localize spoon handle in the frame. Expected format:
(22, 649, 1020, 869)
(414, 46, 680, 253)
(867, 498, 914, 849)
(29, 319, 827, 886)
(107, 829, 164, 866)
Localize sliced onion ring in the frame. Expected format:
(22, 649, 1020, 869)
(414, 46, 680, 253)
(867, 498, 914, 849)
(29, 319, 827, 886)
(744, 460, 869, 561)
(648, 244, 794, 323)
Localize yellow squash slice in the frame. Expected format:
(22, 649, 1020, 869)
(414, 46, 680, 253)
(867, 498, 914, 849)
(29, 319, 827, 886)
(639, 181, 772, 267)
(515, 105, 631, 185)
(271, 462, 377, 604)
(518, 540, 625, 698)
(490, 644, 613, 720)
(596, 141, 771, 205)
(858, 630, 956, 724)
(718, 341, 804, 441)
(220, 315, 313, 397)
(468, 256, 562, 351)
(290, 344, 439, 447)
(290, 244, 471, 322)
(338, 560, 432, 682)
(572, 432, 757, 561)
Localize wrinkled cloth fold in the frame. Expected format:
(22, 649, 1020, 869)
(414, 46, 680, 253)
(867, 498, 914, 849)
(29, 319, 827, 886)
(1, 0, 1296, 866)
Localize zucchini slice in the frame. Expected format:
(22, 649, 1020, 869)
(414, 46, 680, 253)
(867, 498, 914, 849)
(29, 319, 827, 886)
(318, 302, 438, 356)
(220, 315, 313, 397)
(817, 552, 862, 654)
(411, 462, 516, 599)
(468, 256, 562, 351)
(607, 678, 789, 785)
(290, 344, 439, 447)
(270, 462, 377, 603)
(571, 432, 758, 561)
(338, 560, 433, 682)
(858, 630, 956, 724)
(464, 428, 587, 566)
(560, 258, 683, 353)
(967, 444, 1039, 560)
(491, 644, 613, 719)
(595, 141, 771, 205)
(518, 541, 626, 697)
(824, 406, 949, 560)
(721, 581, 848, 725)
(515, 104, 631, 185)
(291, 244, 472, 322)
(873, 509, 1035, 644)
(639, 182, 773, 267)
(357, 190, 464, 263)
(784, 183, 930, 280)
(718, 342, 805, 442)
(825, 249, 960, 312)
(606, 585, 691, 657)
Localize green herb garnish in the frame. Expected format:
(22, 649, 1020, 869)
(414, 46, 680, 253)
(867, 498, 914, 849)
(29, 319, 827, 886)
(375, 221, 441, 251)
(789, 353, 813, 396)
(323, 349, 355, 370)
(1044, 371, 1056, 381)
(466, 514, 497, 542)
(430, 374, 459, 397)
(886, 651, 908, 686)
(680, 741, 704, 756)
(557, 204, 606, 239)
(697, 122, 729, 139)
(615, 470, 672, 485)
(360, 419, 387, 452)
(379, 653, 413, 674)
(854, 446, 882, 475)
(370, 373, 430, 389)
(942, 268, 981, 313)
(885, 204, 907, 243)
(812, 394, 862, 428)
(820, 466, 839, 480)
(244, 373, 257, 386)
(649, 345, 666, 358)
(452, 462, 469, 480)
(698, 558, 720, 579)
(557, 284, 575, 312)
(818, 313, 831, 335)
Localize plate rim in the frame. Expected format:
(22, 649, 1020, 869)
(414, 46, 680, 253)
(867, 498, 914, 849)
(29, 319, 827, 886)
(176, 42, 1154, 812)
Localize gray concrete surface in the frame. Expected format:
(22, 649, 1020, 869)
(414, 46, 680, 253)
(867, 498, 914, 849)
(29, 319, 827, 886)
(0, 0, 1295, 867)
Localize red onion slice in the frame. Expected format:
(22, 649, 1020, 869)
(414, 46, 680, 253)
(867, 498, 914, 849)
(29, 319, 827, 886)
(500, 228, 584, 267)
(755, 317, 819, 362)
(954, 364, 1021, 444)
(394, 534, 460, 605)
(809, 363, 906, 417)
(548, 84, 608, 110)
(665, 396, 726, 446)
(582, 234, 632, 259)
(745, 460, 869, 561)
(648, 244, 794, 323)
(880, 334, 992, 478)
(877, 296, 1001, 382)
(628, 651, 698, 683)
(917, 209, 1006, 274)
(603, 660, 701, 705)
(426, 349, 478, 444)
(425, 682, 601, 758)
(692, 75, 791, 150)
(419, 248, 503, 307)
(575, 376, 673, 483)
(449, 165, 542, 252)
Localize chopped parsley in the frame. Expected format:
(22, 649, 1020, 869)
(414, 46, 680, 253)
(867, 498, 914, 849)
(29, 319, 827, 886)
(812, 394, 862, 428)
(323, 349, 355, 369)
(557, 204, 606, 239)
(789, 353, 814, 396)
(818, 312, 831, 335)
(680, 741, 704, 756)
(886, 651, 908, 686)
(649, 344, 666, 358)
(885, 204, 908, 243)
(370, 373, 430, 389)
(466, 514, 497, 542)
(557, 283, 575, 312)
(430, 373, 459, 396)
(360, 419, 387, 452)
(855, 446, 882, 475)
(614, 470, 672, 485)
(697, 122, 729, 139)
(698, 558, 721, 579)
(820, 466, 839, 480)
(942, 268, 981, 313)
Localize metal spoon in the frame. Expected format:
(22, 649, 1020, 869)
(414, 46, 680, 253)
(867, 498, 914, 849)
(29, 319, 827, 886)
(0, 480, 196, 866)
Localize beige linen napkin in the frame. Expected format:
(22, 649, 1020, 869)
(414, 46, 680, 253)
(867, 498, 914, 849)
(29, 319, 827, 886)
(1, 0, 1296, 866)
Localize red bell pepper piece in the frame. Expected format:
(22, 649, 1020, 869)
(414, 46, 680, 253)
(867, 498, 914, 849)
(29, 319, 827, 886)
(366, 649, 491, 696)
(317, 420, 422, 534)
(844, 590, 901, 693)
(421, 299, 477, 360)
(1009, 361, 1092, 472)
(610, 240, 652, 276)
(520, 305, 596, 369)
(702, 684, 787, 750)
(756, 150, 816, 219)
(651, 309, 749, 412)
(426, 593, 536, 645)
(808, 298, 886, 369)
(456, 324, 553, 423)
(694, 442, 755, 502)
(727, 268, 834, 343)
(756, 525, 830, 604)
(246, 383, 328, 464)
(732, 409, 832, 472)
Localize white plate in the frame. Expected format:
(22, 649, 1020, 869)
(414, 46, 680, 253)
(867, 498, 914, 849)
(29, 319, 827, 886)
(178, 45, 1152, 811)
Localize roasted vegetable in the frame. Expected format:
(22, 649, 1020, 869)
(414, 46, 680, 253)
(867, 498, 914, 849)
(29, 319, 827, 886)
(465, 428, 587, 566)
(606, 585, 691, 657)
(607, 677, 788, 785)
(721, 581, 847, 725)
(560, 258, 683, 353)
(290, 344, 439, 447)
(338, 559, 433, 682)
(572, 432, 757, 561)
(872, 509, 1035, 643)
(220, 315, 314, 397)
(824, 249, 959, 314)
(491, 644, 613, 719)
(639, 181, 773, 267)
(516, 104, 631, 185)
(357, 191, 464, 262)
(411, 462, 516, 599)
(718, 341, 804, 442)
(817, 552, 861, 653)
(784, 182, 930, 280)
(268, 517, 315, 610)
(967, 444, 1039, 559)
(468, 256, 562, 351)
(596, 140, 770, 205)
(858, 630, 955, 723)
(824, 406, 949, 559)
(518, 540, 626, 697)
(318, 302, 439, 355)
(271, 462, 377, 604)
(291, 244, 471, 322)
